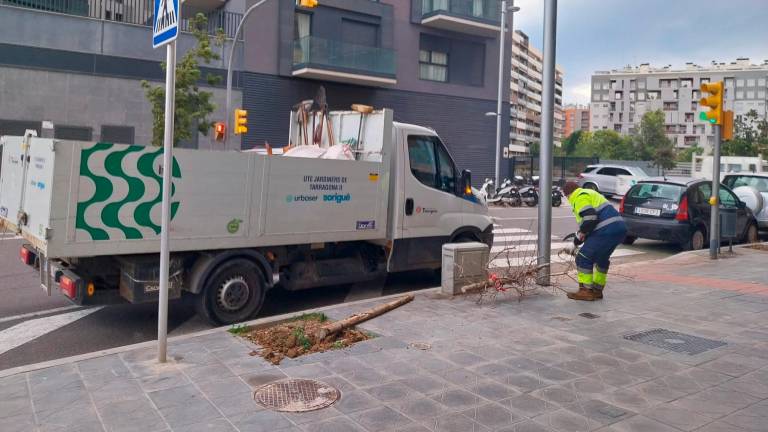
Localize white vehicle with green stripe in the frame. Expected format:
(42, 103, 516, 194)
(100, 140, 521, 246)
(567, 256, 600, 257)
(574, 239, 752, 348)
(0, 109, 492, 325)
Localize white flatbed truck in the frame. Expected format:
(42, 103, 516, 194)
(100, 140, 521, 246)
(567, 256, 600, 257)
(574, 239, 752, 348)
(0, 109, 492, 324)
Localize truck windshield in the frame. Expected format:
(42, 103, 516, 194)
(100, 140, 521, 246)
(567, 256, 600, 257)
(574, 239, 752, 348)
(724, 175, 768, 193)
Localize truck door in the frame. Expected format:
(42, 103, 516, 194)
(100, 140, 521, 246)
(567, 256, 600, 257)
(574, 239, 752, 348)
(388, 132, 464, 271)
(0, 134, 31, 228)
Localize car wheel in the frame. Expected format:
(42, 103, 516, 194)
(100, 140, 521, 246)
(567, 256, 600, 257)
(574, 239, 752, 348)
(583, 183, 599, 193)
(622, 236, 637, 245)
(744, 223, 759, 244)
(681, 228, 706, 251)
(195, 258, 265, 326)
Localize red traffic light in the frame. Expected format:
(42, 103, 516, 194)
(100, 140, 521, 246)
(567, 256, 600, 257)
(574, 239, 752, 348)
(214, 122, 226, 141)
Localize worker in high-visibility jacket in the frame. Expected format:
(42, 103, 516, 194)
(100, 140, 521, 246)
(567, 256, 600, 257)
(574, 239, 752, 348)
(562, 182, 627, 301)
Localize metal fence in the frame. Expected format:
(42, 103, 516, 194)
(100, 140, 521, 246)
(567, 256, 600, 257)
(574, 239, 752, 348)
(1, 0, 242, 39)
(508, 156, 600, 186)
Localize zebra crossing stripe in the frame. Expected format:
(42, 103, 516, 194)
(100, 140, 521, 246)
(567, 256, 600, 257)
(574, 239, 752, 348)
(489, 248, 643, 268)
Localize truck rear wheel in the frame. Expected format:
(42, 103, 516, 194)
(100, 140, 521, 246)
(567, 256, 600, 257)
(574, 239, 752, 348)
(195, 258, 265, 326)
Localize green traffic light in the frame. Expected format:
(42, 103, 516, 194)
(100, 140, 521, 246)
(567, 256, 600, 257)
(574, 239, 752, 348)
(699, 112, 707, 121)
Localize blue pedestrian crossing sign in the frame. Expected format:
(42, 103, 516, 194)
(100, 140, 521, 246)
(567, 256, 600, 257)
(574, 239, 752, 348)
(153, 0, 179, 48)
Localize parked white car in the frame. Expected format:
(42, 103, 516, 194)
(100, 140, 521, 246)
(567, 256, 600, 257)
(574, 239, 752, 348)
(724, 173, 768, 231)
(577, 164, 648, 198)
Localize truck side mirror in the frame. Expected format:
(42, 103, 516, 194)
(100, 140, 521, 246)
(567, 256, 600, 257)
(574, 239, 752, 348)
(461, 169, 472, 196)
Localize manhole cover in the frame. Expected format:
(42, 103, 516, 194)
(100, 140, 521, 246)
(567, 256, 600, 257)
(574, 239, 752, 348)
(579, 312, 600, 319)
(623, 329, 726, 355)
(253, 379, 339, 412)
(408, 342, 432, 350)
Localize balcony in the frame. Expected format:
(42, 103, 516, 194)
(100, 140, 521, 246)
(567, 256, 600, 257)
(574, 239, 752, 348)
(292, 36, 397, 86)
(420, 0, 501, 37)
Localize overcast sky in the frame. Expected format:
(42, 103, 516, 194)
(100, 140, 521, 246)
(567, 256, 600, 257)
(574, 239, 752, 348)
(510, 0, 768, 105)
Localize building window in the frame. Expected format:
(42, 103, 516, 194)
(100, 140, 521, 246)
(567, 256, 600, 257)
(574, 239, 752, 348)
(419, 50, 448, 82)
(638, 92, 646, 101)
(0, 119, 42, 136)
(759, 78, 766, 87)
(700, 77, 710, 85)
(748, 79, 756, 87)
(685, 113, 694, 123)
(673, 90, 679, 99)
(101, 125, 135, 144)
(648, 91, 660, 100)
(294, 12, 311, 40)
(614, 91, 623, 100)
(638, 80, 646, 89)
(663, 102, 678, 111)
(737, 79, 745, 87)
(759, 91, 766, 99)
(736, 91, 744, 99)
(747, 91, 755, 99)
(54, 125, 92, 141)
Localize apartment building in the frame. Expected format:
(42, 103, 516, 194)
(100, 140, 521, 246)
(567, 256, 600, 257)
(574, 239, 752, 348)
(563, 104, 590, 137)
(508, 30, 564, 154)
(0, 0, 512, 181)
(591, 59, 768, 150)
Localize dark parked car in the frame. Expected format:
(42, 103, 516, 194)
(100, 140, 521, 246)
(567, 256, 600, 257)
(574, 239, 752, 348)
(620, 177, 759, 250)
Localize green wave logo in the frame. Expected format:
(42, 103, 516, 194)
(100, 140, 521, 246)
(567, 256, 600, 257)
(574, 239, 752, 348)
(76, 143, 182, 241)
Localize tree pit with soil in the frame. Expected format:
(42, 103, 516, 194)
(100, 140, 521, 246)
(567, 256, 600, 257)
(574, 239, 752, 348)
(233, 313, 371, 365)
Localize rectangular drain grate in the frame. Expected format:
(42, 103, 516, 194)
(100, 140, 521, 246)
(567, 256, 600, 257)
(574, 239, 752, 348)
(623, 328, 726, 355)
(579, 313, 600, 319)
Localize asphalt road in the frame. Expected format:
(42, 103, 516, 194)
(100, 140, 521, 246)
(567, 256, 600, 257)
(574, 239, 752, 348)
(0, 205, 682, 371)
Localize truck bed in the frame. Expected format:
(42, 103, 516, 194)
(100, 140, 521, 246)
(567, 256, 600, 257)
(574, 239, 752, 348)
(0, 110, 393, 259)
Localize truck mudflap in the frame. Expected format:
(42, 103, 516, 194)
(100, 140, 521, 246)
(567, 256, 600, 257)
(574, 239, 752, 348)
(115, 255, 183, 303)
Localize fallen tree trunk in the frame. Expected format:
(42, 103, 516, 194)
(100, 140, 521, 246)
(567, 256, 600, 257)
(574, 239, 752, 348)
(314, 294, 414, 341)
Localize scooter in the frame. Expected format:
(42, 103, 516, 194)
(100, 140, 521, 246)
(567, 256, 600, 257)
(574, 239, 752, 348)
(552, 185, 564, 207)
(497, 179, 522, 207)
(518, 183, 539, 207)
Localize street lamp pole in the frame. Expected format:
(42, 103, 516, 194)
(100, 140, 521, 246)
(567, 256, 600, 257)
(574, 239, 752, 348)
(494, 0, 518, 186)
(536, 0, 557, 286)
(225, 0, 269, 145)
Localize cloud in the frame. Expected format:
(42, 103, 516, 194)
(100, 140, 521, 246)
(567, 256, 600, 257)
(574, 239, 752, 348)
(565, 83, 591, 106)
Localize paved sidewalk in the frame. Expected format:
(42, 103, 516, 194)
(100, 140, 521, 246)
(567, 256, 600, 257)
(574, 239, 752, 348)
(2, 247, 768, 432)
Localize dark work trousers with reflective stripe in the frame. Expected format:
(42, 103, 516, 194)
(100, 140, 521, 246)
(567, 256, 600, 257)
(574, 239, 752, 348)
(576, 221, 628, 288)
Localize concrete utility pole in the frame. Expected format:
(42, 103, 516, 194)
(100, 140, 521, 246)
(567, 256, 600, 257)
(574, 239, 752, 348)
(709, 124, 721, 259)
(536, 0, 557, 286)
(493, 0, 519, 186)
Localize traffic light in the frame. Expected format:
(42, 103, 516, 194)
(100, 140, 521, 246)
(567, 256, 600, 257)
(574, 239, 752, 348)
(234, 109, 248, 135)
(722, 110, 734, 141)
(699, 81, 723, 125)
(297, 0, 318, 7)
(214, 122, 226, 141)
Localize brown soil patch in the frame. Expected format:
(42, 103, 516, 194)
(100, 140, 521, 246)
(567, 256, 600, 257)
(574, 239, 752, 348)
(747, 244, 768, 252)
(237, 314, 370, 365)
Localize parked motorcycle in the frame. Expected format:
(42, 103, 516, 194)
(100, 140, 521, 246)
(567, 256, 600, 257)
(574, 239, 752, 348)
(552, 185, 563, 207)
(519, 183, 539, 207)
(480, 178, 522, 207)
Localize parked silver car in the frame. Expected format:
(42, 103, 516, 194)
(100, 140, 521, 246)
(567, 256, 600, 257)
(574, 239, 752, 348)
(723, 173, 768, 230)
(577, 164, 648, 197)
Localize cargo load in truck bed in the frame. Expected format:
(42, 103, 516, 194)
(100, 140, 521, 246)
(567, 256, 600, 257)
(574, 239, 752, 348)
(0, 110, 393, 259)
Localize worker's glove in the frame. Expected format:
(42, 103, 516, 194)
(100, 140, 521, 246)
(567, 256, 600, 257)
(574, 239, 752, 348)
(573, 232, 584, 247)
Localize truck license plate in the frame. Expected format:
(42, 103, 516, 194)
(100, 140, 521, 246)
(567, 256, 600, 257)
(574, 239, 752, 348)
(635, 207, 661, 217)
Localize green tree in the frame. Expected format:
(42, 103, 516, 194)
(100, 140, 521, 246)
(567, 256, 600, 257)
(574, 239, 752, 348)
(722, 109, 761, 156)
(570, 130, 635, 160)
(562, 130, 582, 156)
(676, 145, 703, 162)
(635, 110, 675, 170)
(142, 13, 224, 146)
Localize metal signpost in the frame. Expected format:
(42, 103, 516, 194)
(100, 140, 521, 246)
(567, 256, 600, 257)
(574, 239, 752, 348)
(153, 0, 179, 363)
(537, 0, 557, 285)
(710, 124, 721, 259)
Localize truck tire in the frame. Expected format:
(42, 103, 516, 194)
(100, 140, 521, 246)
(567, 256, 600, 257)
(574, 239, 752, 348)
(195, 258, 265, 326)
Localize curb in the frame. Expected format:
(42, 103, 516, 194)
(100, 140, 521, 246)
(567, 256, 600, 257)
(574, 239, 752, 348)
(0, 286, 440, 379)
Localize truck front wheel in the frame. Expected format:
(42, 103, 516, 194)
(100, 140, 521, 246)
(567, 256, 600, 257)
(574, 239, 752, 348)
(196, 258, 265, 326)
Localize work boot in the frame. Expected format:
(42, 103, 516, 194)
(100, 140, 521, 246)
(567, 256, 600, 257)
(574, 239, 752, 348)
(567, 284, 598, 301)
(591, 284, 604, 299)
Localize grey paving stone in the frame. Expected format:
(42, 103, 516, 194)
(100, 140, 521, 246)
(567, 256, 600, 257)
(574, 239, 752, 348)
(96, 397, 167, 432)
(554, 360, 597, 376)
(531, 386, 580, 406)
(720, 371, 768, 398)
(599, 388, 658, 413)
(240, 369, 287, 388)
(591, 368, 646, 388)
(350, 405, 412, 431)
(441, 368, 483, 387)
(564, 399, 634, 426)
(399, 374, 452, 395)
(444, 351, 489, 367)
(504, 357, 549, 373)
(431, 388, 482, 410)
(338, 366, 390, 387)
(567, 377, 616, 397)
(499, 394, 556, 418)
(417, 355, 459, 374)
(719, 400, 768, 432)
(606, 415, 684, 432)
(696, 421, 751, 432)
(139, 370, 191, 392)
(280, 363, 333, 379)
(671, 387, 761, 418)
(0, 413, 37, 432)
(468, 378, 520, 401)
(471, 363, 518, 381)
(378, 360, 423, 379)
(0, 374, 28, 400)
(182, 363, 236, 384)
(391, 396, 449, 421)
(319, 375, 357, 393)
(35, 400, 102, 431)
(298, 415, 366, 432)
(365, 380, 419, 402)
(628, 379, 689, 403)
(642, 403, 717, 431)
(209, 392, 262, 417)
(494, 419, 555, 432)
(395, 423, 433, 432)
(179, 417, 239, 432)
(700, 354, 766, 377)
(532, 408, 598, 432)
(461, 401, 523, 429)
(530, 367, 579, 383)
(282, 406, 342, 425)
(334, 390, 381, 414)
(427, 413, 491, 432)
(585, 353, 628, 369)
(77, 354, 132, 378)
(499, 373, 550, 393)
(230, 409, 293, 432)
(196, 376, 252, 399)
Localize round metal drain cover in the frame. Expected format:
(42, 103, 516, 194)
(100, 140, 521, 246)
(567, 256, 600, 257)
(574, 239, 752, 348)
(253, 379, 339, 412)
(408, 342, 431, 350)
